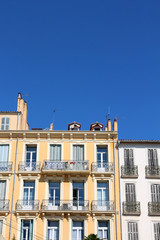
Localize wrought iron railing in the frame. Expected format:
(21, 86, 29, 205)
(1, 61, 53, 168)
(148, 202, 160, 215)
(91, 200, 114, 211)
(121, 165, 138, 177)
(145, 166, 160, 178)
(18, 162, 41, 172)
(43, 160, 89, 171)
(42, 200, 89, 211)
(0, 200, 9, 211)
(123, 201, 141, 215)
(91, 163, 114, 173)
(0, 162, 12, 172)
(16, 200, 39, 211)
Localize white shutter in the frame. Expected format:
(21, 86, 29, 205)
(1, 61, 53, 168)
(0, 181, 6, 200)
(50, 145, 61, 161)
(154, 223, 160, 240)
(128, 222, 139, 240)
(151, 184, 160, 202)
(0, 145, 9, 162)
(125, 183, 136, 202)
(73, 146, 84, 161)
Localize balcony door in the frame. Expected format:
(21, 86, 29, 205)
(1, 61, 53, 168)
(0, 181, 6, 209)
(23, 181, 35, 209)
(148, 149, 158, 167)
(0, 145, 9, 170)
(97, 182, 109, 209)
(50, 145, 61, 161)
(49, 182, 60, 209)
(73, 182, 84, 209)
(47, 221, 59, 240)
(25, 146, 37, 170)
(97, 146, 107, 171)
(125, 183, 136, 202)
(151, 184, 160, 202)
(20, 220, 33, 240)
(124, 149, 134, 166)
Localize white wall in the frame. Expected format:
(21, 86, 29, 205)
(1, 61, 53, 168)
(119, 143, 160, 240)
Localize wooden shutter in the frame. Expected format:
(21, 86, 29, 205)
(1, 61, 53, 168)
(154, 223, 160, 240)
(151, 184, 160, 202)
(128, 222, 139, 240)
(125, 183, 136, 202)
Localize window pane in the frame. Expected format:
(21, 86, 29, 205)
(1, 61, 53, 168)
(0, 220, 3, 234)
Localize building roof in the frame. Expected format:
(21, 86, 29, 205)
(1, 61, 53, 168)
(119, 139, 160, 144)
(0, 111, 20, 114)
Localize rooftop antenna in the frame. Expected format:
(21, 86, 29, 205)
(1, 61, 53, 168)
(53, 109, 56, 130)
(115, 114, 126, 120)
(105, 106, 110, 123)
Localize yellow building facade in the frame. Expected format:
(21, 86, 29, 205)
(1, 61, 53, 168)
(0, 94, 121, 240)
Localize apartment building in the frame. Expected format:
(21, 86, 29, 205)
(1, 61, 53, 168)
(0, 93, 121, 240)
(118, 140, 160, 240)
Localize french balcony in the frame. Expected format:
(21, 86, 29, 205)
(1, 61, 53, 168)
(123, 201, 141, 216)
(121, 165, 138, 178)
(0, 200, 9, 214)
(91, 200, 115, 213)
(16, 200, 39, 214)
(41, 200, 89, 213)
(148, 202, 160, 216)
(42, 160, 90, 175)
(91, 163, 114, 176)
(145, 166, 160, 178)
(0, 162, 13, 174)
(18, 162, 41, 174)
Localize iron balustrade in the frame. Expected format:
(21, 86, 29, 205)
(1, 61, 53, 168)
(145, 166, 160, 178)
(42, 200, 89, 211)
(91, 200, 114, 211)
(121, 165, 138, 177)
(18, 162, 41, 172)
(91, 163, 114, 173)
(148, 202, 160, 215)
(0, 200, 9, 211)
(0, 162, 12, 172)
(123, 201, 141, 215)
(16, 200, 39, 211)
(43, 160, 89, 171)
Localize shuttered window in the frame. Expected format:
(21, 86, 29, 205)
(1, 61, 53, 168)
(124, 149, 134, 166)
(0, 145, 9, 162)
(0, 220, 3, 234)
(0, 181, 6, 200)
(148, 149, 158, 166)
(154, 223, 160, 240)
(1, 117, 10, 130)
(128, 222, 139, 240)
(73, 145, 84, 161)
(125, 183, 136, 202)
(151, 184, 160, 202)
(50, 145, 61, 161)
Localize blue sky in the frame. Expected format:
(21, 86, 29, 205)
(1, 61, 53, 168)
(0, 0, 160, 139)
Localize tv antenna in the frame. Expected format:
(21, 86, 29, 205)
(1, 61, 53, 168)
(105, 106, 111, 123)
(53, 109, 56, 130)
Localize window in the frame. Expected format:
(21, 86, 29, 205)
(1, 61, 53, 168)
(124, 149, 134, 166)
(73, 182, 84, 209)
(148, 149, 158, 166)
(50, 145, 61, 161)
(72, 221, 84, 240)
(97, 146, 108, 164)
(154, 222, 160, 240)
(151, 184, 160, 202)
(125, 183, 136, 202)
(47, 221, 59, 240)
(98, 221, 110, 240)
(20, 220, 33, 240)
(97, 182, 109, 202)
(128, 222, 139, 240)
(1, 117, 10, 130)
(23, 181, 35, 209)
(0, 181, 6, 201)
(49, 182, 60, 208)
(73, 145, 84, 161)
(0, 145, 9, 170)
(25, 146, 37, 170)
(0, 220, 3, 235)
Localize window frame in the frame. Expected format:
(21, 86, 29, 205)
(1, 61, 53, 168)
(127, 221, 139, 240)
(1, 117, 10, 130)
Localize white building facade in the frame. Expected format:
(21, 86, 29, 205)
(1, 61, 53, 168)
(118, 140, 160, 240)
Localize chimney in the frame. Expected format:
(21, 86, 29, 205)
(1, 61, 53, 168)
(105, 125, 108, 131)
(113, 118, 118, 131)
(107, 118, 111, 131)
(50, 123, 53, 130)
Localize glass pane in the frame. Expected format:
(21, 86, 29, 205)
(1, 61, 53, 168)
(72, 229, 77, 240)
(98, 230, 103, 239)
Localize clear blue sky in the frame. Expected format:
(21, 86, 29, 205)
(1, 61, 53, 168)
(0, 0, 160, 139)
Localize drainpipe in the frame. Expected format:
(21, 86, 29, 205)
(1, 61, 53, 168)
(9, 112, 20, 240)
(113, 137, 118, 240)
(117, 140, 123, 240)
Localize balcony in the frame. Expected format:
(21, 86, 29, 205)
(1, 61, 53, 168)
(91, 200, 115, 213)
(121, 165, 138, 178)
(18, 162, 41, 174)
(42, 160, 89, 175)
(16, 200, 39, 213)
(0, 200, 9, 214)
(41, 200, 89, 213)
(123, 201, 141, 215)
(91, 163, 114, 175)
(145, 166, 160, 178)
(0, 162, 12, 173)
(148, 202, 160, 216)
